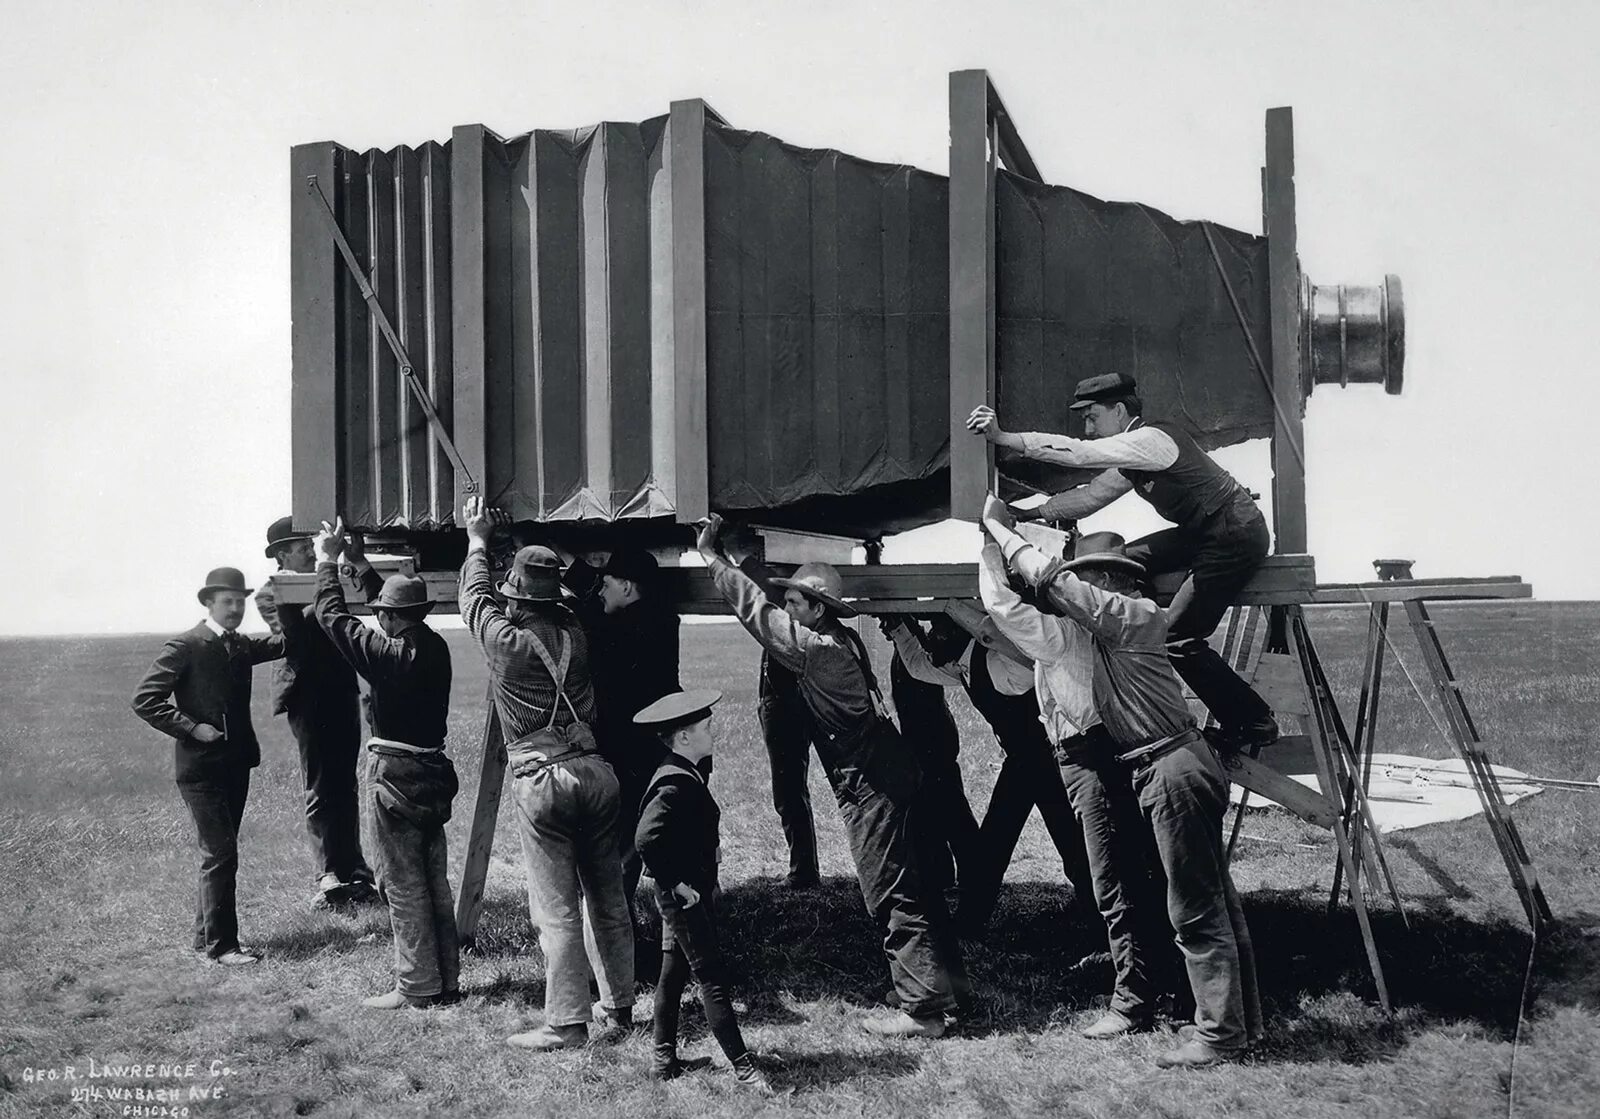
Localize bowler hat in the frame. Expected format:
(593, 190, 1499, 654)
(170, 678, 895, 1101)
(368, 573, 434, 613)
(497, 545, 565, 602)
(770, 562, 858, 618)
(601, 548, 659, 588)
(264, 515, 313, 558)
(634, 689, 723, 733)
(1059, 530, 1146, 578)
(197, 567, 254, 604)
(1068, 372, 1140, 411)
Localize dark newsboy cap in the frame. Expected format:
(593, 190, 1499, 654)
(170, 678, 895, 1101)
(601, 548, 660, 587)
(368, 573, 434, 613)
(1068, 372, 1140, 410)
(198, 567, 253, 604)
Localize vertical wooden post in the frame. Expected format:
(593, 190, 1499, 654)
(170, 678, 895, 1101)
(668, 99, 711, 523)
(291, 143, 342, 529)
(451, 125, 490, 514)
(1263, 108, 1307, 554)
(454, 696, 507, 944)
(948, 70, 996, 522)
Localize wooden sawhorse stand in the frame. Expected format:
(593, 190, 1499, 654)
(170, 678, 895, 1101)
(1213, 565, 1544, 1011)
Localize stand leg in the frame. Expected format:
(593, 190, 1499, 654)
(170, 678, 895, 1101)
(1336, 602, 1391, 913)
(1402, 601, 1552, 929)
(1290, 608, 1392, 1012)
(1313, 610, 1406, 922)
(454, 694, 508, 949)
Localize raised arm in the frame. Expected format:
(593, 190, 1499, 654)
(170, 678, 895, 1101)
(882, 618, 963, 688)
(978, 540, 1069, 664)
(697, 514, 818, 674)
(313, 562, 396, 679)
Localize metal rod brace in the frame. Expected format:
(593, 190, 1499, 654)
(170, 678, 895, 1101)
(304, 175, 479, 495)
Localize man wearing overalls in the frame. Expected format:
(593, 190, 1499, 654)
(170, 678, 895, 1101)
(458, 498, 635, 1051)
(698, 514, 969, 1038)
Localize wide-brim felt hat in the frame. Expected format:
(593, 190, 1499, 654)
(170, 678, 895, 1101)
(197, 566, 253, 603)
(1057, 529, 1146, 577)
(769, 562, 858, 618)
(368, 573, 435, 613)
(264, 515, 314, 557)
(1068, 371, 1140, 410)
(634, 688, 723, 732)
(497, 545, 567, 602)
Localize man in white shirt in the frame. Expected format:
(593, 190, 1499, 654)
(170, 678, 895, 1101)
(967, 372, 1278, 750)
(974, 531, 1177, 1039)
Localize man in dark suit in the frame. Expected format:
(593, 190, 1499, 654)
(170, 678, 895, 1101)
(563, 547, 681, 916)
(132, 567, 284, 965)
(256, 515, 375, 908)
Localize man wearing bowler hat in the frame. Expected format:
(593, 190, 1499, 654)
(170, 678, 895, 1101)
(982, 495, 1261, 1069)
(132, 567, 285, 965)
(697, 514, 969, 1038)
(562, 546, 682, 918)
(311, 518, 460, 1010)
(257, 515, 377, 908)
(458, 497, 634, 1051)
(967, 373, 1279, 751)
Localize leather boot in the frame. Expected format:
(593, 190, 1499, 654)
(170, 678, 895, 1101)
(650, 1044, 712, 1081)
(731, 1052, 775, 1094)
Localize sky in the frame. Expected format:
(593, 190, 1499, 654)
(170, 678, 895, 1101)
(2, 0, 1597, 635)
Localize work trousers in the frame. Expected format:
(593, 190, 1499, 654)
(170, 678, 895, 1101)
(963, 720, 1092, 927)
(822, 724, 967, 1019)
(891, 660, 981, 900)
(759, 659, 820, 885)
(1056, 749, 1170, 1022)
(177, 768, 251, 958)
(510, 753, 635, 1028)
(287, 697, 372, 885)
(1123, 494, 1274, 733)
(1127, 735, 1261, 1051)
(370, 788, 460, 999)
(652, 882, 748, 1062)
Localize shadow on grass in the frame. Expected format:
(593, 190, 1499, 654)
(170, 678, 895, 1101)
(767, 1046, 924, 1092)
(423, 871, 1553, 1063)
(250, 909, 392, 961)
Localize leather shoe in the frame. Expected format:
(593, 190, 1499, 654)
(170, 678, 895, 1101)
(1155, 1038, 1242, 1069)
(507, 1024, 588, 1051)
(650, 1048, 713, 1081)
(1179, 1023, 1262, 1049)
(731, 1052, 776, 1094)
(861, 1010, 947, 1039)
(1081, 1009, 1149, 1039)
(362, 988, 439, 1010)
(210, 950, 259, 967)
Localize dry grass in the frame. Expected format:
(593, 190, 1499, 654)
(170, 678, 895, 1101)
(1, 603, 1598, 1117)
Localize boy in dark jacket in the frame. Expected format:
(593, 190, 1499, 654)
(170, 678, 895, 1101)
(634, 690, 772, 1093)
(131, 567, 284, 965)
(311, 519, 459, 1009)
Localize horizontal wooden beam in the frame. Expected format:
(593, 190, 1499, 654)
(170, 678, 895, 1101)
(267, 553, 1325, 615)
(1309, 576, 1530, 604)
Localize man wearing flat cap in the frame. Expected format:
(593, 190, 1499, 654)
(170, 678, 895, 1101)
(633, 690, 772, 1093)
(968, 373, 1279, 751)
(458, 498, 634, 1051)
(257, 515, 377, 908)
(982, 495, 1260, 1069)
(562, 546, 682, 919)
(132, 567, 285, 966)
(311, 518, 459, 1010)
(698, 514, 970, 1038)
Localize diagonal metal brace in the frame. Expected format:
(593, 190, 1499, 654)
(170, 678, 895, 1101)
(304, 175, 478, 495)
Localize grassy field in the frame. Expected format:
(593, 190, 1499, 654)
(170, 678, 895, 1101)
(2, 602, 1598, 1118)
